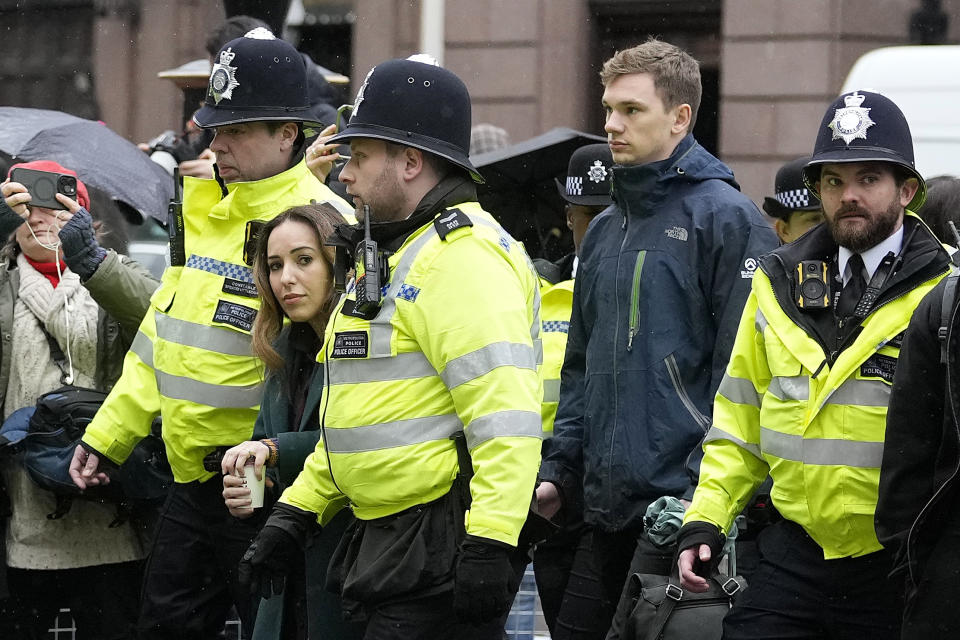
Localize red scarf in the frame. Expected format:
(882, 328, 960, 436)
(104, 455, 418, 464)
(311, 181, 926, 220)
(24, 255, 67, 289)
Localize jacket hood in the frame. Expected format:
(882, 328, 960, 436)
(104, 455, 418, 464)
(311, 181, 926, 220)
(611, 134, 740, 215)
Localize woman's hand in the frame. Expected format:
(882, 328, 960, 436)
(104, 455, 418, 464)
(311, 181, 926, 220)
(305, 124, 343, 183)
(222, 473, 255, 519)
(221, 440, 274, 519)
(222, 440, 270, 478)
(2, 181, 32, 218)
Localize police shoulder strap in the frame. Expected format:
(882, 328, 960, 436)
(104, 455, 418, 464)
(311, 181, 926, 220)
(939, 266, 960, 364)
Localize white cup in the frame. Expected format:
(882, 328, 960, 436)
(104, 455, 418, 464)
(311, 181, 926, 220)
(241, 460, 265, 509)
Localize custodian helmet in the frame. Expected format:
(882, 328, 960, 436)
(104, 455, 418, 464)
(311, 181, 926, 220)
(802, 90, 925, 210)
(327, 58, 481, 182)
(193, 28, 318, 130)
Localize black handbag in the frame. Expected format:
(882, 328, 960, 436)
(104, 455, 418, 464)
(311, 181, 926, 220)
(621, 566, 746, 640)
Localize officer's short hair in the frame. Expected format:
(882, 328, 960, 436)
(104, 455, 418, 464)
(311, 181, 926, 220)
(600, 37, 702, 131)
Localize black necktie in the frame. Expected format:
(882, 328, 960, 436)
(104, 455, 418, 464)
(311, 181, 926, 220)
(837, 254, 866, 318)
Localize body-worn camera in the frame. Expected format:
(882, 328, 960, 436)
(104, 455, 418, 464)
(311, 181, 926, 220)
(796, 260, 830, 309)
(9, 167, 78, 211)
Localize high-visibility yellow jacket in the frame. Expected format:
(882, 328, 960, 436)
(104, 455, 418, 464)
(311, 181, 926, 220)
(281, 202, 543, 547)
(539, 276, 574, 436)
(83, 158, 351, 483)
(685, 216, 951, 559)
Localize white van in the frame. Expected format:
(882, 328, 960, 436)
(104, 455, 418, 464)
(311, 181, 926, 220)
(842, 45, 960, 178)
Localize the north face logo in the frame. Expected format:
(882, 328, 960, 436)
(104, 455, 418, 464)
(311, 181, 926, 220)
(665, 226, 688, 242)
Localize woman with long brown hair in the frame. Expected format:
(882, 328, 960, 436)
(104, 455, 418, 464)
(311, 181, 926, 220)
(219, 202, 363, 640)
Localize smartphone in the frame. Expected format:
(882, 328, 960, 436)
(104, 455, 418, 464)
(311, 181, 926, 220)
(9, 167, 78, 210)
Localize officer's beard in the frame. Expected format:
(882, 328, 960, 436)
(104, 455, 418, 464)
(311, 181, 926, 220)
(356, 162, 407, 223)
(828, 198, 902, 253)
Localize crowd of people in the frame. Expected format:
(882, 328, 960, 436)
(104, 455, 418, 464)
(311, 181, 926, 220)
(0, 19, 958, 640)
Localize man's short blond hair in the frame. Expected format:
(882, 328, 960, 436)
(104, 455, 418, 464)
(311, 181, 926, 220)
(601, 37, 702, 131)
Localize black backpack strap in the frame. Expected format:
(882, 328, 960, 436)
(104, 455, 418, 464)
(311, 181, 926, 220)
(940, 268, 960, 364)
(38, 325, 72, 385)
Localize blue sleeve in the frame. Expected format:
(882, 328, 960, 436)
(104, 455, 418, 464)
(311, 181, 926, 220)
(705, 200, 778, 399)
(688, 196, 777, 487)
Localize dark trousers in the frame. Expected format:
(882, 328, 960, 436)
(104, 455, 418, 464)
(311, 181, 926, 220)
(540, 529, 608, 640)
(0, 561, 142, 640)
(363, 590, 512, 640)
(329, 488, 525, 640)
(723, 519, 902, 640)
(137, 479, 265, 640)
(901, 502, 960, 640)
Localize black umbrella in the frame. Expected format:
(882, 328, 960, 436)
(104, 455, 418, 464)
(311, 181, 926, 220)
(0, 107, 174, 224)
(472, 127, 605, 261)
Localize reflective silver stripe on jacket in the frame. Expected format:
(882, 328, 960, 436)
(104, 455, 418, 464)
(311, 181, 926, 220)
(543, 378, 561, 403)
(365, 222, 441, 358)
(717, 374, 762, 407)
(760, 427, 883, 468)
(823, 378, 891, 407)
(703, 426, 763, 460)
(323, 413, 462, 453)
(131, 330, 154, 368)
(465, 410, 543, 448)
(156, 370, 263, 409)
(755, 309, 768, 334)
(155, 312, 252, 357)
(768, 376, 809, 401)
(441, 341, 538, 389)
(329, 351, 436, 385)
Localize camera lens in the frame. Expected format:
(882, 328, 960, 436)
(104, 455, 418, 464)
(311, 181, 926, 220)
(807, 264, 818, 272)
(800, 278, 826, 299)
(58, 176, 77, 196)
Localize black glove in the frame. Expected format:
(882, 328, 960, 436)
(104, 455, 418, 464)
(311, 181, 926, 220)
(59, 206, 106, 280)
(453, 537, 516, 625)
(238, 502, 317, 600)
(676, 521, 725, 575)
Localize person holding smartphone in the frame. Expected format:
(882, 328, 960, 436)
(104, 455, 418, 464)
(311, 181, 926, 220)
(0, 160, 159, 640)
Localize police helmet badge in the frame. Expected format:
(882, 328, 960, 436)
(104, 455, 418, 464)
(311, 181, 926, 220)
(208, 47, 240, 105)
(587, 159, 608, 184)
(828, 91, 876, 145)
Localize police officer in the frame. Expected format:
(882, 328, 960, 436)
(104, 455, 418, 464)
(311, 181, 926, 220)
(763, 156, 825, 244)
(237, 57, 543, 639)
(677, 90, 952, 638)
(532, 143, 611, 637)
(69, 30, 349, 640)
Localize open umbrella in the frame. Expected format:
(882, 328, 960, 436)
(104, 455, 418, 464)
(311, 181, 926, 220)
(472, 127, 605, 261)
(0, 107, 174, 224)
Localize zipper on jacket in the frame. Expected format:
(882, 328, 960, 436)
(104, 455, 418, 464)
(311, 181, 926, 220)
(664, 353, 712, 432)
(608, 208, 631, 516)
(627, 250, 647, 351)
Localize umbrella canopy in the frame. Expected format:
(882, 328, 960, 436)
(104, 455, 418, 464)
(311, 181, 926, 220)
(0, 107, 174, 224)
(472, 127, 606, 261)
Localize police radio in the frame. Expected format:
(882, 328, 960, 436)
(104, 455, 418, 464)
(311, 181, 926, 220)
(168, 168, 186, 267)
(796, 260, 830, 309)
(354, 205, 390, 318)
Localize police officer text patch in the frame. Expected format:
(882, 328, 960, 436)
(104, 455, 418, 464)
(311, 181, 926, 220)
(213, 300, 257, 333)
(434, 208, 473, 240)
(332, 331, 368, 358)
(222, 278, 258, 298)
(860, 353, 897, 384)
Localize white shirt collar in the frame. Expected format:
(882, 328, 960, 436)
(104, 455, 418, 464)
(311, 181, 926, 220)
(572, 256, 579, 278)
(837, 224, 905, 285)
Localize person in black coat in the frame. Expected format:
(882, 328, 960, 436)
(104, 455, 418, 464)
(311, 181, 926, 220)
(876, 270, 960, 639)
